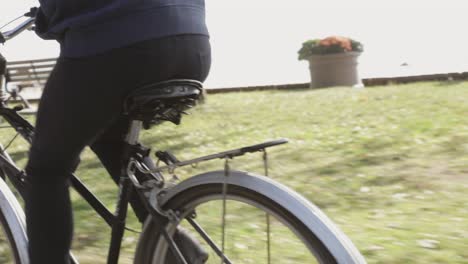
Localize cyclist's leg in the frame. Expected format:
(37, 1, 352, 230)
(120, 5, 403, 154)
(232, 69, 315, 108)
(24, 35, 211, 264)
(24, 57, 126, 264)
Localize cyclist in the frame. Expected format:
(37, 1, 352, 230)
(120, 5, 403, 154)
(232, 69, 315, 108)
(25, 1, 211, 263)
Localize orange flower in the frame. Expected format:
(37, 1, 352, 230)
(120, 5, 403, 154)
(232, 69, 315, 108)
(319, 39, 330, 46)
(319, 36, 352, 51)
(298, 35, 362, 60)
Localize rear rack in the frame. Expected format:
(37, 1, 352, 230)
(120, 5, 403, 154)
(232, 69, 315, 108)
(134, 139, 288, 174)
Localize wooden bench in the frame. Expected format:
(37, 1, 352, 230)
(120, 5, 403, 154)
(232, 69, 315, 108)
(5, 58, 56, 112)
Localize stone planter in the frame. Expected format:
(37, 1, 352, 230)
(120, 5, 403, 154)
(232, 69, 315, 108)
(307, 52, 362, 88)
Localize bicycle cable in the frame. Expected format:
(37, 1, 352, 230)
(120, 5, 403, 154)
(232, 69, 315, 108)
(124, 226, 141, 234)
(0, 15, 25, 31)
(3, 132, 20, 151)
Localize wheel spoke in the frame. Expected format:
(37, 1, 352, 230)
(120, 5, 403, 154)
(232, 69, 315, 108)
(186, 217, 233, 264)
(221, 158, 229, 264)
(221, 189, 227, 263)
(162, 229, 188, 264)
(138, 171, 345, 264)
(266, 213, 271, 264)
(263, 150, 272, 263)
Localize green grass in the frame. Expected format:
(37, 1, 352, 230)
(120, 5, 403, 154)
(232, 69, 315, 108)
(0, 81, 467, 263)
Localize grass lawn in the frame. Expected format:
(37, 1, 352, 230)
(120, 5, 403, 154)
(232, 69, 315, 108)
(1, 81, 467, 263)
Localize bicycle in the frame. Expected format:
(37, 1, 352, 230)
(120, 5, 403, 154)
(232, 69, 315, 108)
(0, 8, 366, 264)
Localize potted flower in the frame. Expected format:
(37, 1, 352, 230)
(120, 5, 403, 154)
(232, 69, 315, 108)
(298, 36, 364, 88)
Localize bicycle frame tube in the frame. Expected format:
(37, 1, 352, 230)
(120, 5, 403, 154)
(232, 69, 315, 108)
(0, 53, 6, 94)
(107, 176, 133, 264)
(0, 107, 35, 143)
(0, 106, 136, 263)
(0, 149, 27, 197)
(108, 125, 152, 264)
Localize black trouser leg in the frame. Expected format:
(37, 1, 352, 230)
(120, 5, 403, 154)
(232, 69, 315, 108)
(25, 35, 211, 264)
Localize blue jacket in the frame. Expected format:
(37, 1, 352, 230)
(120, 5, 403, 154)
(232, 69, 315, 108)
(36, 0, 209, 57)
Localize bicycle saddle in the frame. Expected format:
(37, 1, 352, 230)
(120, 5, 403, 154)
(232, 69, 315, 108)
(124, 79, 203, 127)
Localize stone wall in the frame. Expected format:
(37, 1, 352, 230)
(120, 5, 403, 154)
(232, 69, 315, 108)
(206, 72, 468, 94)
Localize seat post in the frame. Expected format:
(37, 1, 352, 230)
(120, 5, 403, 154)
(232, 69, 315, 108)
(125, 120, 142, 145)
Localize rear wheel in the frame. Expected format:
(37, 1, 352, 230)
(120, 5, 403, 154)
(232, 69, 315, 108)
(135, 171, 365, 264)
(0, 177, 29, 264)
(0, 210, 23, 263)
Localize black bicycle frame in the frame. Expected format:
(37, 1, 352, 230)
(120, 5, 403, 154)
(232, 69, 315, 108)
(0, 11, 175, 264)
(0, 57, 290, 263)
(0, 104, 134, 264)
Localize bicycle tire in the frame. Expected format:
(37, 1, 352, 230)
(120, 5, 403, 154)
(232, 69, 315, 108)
(0, 176, 29, 264)
(134, 170, 365, 264)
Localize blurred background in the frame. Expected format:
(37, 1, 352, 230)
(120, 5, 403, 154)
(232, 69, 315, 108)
(0, 1, 467, 263)
(1, 0, 467, 87)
